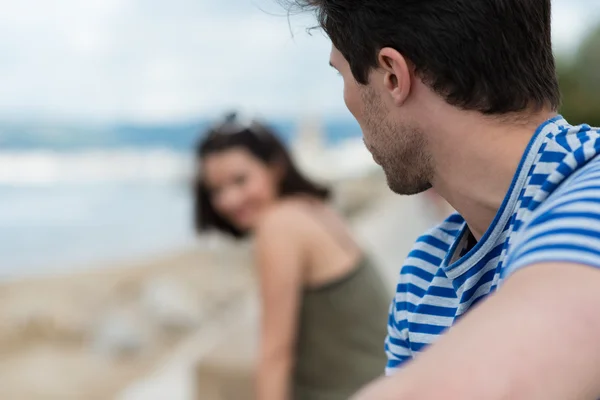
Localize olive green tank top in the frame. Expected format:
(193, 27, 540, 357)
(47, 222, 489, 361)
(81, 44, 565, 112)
(292, 255, 390, 400)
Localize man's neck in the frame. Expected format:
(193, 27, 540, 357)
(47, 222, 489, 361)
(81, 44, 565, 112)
(427, 109, 557, 240)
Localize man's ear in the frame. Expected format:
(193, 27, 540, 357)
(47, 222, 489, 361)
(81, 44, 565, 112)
(377, 47, 412, 106)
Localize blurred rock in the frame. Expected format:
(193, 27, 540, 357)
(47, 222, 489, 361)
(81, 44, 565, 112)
(0, 296, 91, 352)
(92, 308, 147, 358)
(333, 170, 387, 217)
(140, 278, 203, 334)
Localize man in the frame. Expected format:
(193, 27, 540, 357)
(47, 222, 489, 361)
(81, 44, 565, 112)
(423, 188, 454, 223)
(283, 0, 600, 398)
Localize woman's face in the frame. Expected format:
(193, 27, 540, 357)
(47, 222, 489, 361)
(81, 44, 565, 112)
(202, 148, 280, 231)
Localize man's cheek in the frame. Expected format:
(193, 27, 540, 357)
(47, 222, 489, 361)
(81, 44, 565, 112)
(343, 86, 362, 119)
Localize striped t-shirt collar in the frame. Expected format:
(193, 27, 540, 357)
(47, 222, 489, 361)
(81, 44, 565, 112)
(440, 115, 570, 280)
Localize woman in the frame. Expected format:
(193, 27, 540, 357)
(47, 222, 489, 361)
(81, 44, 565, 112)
(194, 112, 389, 400)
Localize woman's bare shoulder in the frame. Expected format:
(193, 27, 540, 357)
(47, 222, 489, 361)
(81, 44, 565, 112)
(256, 198, 322, 240)
(254, 200, 315, 273)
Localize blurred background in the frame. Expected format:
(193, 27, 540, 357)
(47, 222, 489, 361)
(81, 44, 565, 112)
(0, 0, 599, 399)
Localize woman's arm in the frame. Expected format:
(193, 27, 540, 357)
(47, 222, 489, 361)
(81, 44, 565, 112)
(254, 207, 305, 400)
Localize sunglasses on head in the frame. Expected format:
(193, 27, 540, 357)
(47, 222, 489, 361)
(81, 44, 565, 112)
(210, 112, 267, 137)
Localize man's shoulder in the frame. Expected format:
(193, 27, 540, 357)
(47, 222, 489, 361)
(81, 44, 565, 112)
(521, 121, 600, 213)
(544, 121, 600, 158)
(534, 127, 600, 213)
(504, 152, 600, 277)
(534, 154, 600, 221)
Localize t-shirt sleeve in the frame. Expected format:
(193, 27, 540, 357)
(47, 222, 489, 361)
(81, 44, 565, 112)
(503, 158, 600, 277)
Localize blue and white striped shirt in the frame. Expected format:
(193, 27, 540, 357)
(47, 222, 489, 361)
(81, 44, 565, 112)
(386, 116, 600, 374)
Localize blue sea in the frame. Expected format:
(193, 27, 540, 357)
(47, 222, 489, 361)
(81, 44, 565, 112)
(0, 118, 362, 278)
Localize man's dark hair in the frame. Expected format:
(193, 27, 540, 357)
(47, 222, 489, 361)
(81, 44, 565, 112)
(194, 112, 330, 239)
(283, 0, 561, 114)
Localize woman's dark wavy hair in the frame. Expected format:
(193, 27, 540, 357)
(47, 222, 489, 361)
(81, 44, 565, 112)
(194, 112, 330, 239)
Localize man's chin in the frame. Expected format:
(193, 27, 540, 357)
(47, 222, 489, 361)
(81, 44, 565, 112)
(369, 151, 382, 166)
(384, 173, 432, 196)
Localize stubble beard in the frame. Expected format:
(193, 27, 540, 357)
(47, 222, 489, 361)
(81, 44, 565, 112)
(361, 87, 433, 196)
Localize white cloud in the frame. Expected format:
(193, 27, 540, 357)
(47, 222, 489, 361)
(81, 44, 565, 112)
(0, 0, 597, 122)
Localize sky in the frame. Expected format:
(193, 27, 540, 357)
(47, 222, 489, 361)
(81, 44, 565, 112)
(0, 0, 599, 123)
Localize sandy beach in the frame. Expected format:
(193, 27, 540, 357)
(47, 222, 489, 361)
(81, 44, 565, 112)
(0, 242, 256, 400)
(0, 169, 420, 400)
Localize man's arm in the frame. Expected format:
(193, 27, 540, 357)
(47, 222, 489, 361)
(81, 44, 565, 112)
(353, 262, 600, 400)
